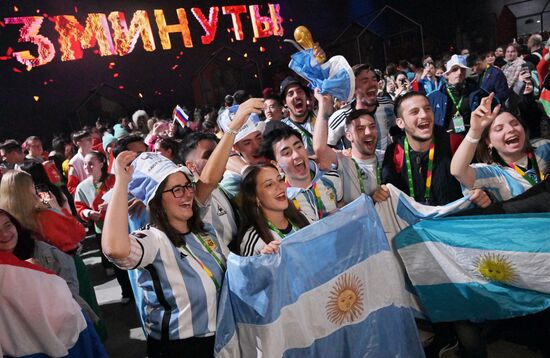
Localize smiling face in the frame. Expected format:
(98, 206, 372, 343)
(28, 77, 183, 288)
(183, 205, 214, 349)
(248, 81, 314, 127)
(273, 135, 310, 182)
(355, 69, 378, 107)
(487, 112, 526, 159)
(83, 153, 103, 180)
(264, 98, 283, 121)
(255, 166, 288, 214)
(234, 131, 264, 165)
(161, 172, 195, 227)
(495, 47, 504, 57)
(0, 213, 18, 252)
(346, 114, 378, 158)
(396, 95, 434, 143)
(505, 45, 518, 62)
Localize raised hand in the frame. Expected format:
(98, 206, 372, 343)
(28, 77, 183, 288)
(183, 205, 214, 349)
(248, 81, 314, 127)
(114, 150, 137, 184)
(229, 98, 264, 132)
(470, 92, 501, 133)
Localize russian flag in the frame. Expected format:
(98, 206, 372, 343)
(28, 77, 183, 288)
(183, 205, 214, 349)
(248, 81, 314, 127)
(0, 252, 107, 357)
(173, 105, 189, 127)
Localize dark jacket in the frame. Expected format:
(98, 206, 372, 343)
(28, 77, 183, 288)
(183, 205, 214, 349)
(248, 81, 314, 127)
(381, 126, 463, 206)
(427, 80, 478, 131)
(476, 65, 510, 105)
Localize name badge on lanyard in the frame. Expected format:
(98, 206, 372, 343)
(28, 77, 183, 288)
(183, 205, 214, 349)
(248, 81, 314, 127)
(452, 113, 465, 133)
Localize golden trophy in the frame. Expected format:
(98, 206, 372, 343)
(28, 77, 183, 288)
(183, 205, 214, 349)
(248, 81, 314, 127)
(293, 26, 326, 64)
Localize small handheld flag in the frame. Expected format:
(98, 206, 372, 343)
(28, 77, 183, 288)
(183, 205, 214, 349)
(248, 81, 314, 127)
(173, 105, 189, 127)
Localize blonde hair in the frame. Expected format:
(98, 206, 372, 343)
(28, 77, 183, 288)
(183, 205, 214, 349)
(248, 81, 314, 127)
(0, 170, 41, 233)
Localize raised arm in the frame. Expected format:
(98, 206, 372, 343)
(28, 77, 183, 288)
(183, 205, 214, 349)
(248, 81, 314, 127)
(312, 88, 337, 171)
(195, 98, 264, 204)
(450, 93, 501, 188)
(102, 151, 137, 259)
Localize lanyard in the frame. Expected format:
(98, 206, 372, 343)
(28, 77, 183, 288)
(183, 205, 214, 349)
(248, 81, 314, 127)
(179, 233, 225, 289)
(288, 118, 314, 149)
(507, 152, 544, 186)
(352, 158, 380, 194)
(446, 88, 463, 116)
(288, 181, 327, 219)
(404, 137, 435, 202)
(266, 220, 297, 239)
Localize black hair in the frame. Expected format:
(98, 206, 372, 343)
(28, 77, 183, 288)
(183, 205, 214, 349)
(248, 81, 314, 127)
(71, 129, 91, 143)
(236, 164, 309, 254)
(0, 139, 22, 153)
(155, 137, 181, 164)
(51, 135, 69, 154)
(352, 63, 373, 77)
(113, 134, 147, 157)
(345, 109, 375, 127)
(178, 132, 219, 163)
(264, 94, 282, 106)
(393, 91, 429, 118)
(259, 127, 303, 161)
(86, 151, 109, 183)
(0, 208, 36, 260)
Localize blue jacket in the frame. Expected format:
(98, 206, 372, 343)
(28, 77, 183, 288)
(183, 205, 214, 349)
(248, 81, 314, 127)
(477, 65, 509, 104)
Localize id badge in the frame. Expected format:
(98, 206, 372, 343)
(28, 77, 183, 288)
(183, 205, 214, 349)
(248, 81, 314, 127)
(452, 114, 465, 133)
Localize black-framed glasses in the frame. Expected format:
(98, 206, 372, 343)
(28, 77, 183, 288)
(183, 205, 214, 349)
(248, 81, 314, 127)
(162, 182, 195, 198)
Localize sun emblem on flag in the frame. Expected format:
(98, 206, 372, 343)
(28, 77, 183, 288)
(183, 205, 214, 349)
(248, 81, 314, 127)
(326, 273, 364, 325)
(474, 253, 517, 284)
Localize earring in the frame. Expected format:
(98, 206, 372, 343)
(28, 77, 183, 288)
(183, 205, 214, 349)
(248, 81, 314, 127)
(488, 146, 493, 157)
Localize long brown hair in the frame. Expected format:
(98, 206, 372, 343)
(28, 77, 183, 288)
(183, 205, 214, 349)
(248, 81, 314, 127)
(148, 171, 206, 247)
(0, 170, 42, 234)
(237, 164, 309, 254)
(476, 110, 532, 164)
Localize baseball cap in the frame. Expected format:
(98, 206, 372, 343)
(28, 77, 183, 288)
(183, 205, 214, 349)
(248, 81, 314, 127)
(279, 76, 309, 101)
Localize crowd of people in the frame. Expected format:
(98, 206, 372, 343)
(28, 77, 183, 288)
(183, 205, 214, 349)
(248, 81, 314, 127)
(1, 30, 550, 357)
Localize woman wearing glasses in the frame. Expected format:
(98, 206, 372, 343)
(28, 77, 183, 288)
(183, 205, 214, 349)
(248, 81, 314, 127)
(238, 164, 310, 256)
(102, 99, 264, 357)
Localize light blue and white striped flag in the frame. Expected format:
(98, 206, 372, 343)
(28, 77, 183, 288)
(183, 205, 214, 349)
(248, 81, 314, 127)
(214, 195, 424, 357)
(395, 212, 550, 322)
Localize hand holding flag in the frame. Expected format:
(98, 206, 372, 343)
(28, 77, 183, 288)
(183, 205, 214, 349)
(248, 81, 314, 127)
(173, 105, 189, 127)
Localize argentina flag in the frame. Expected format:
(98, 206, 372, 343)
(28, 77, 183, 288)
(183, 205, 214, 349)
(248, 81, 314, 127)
(289, 48, 355, 102)
(395, 212, 550, 322)
(214, 195, 424, 357)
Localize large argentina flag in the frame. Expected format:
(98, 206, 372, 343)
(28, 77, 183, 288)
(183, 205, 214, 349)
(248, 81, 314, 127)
(395, 212, 550, 322)
(215, 195, 424, 357)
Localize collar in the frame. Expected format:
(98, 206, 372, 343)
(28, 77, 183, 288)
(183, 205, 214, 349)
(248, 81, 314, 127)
(286, 160, 323, 199)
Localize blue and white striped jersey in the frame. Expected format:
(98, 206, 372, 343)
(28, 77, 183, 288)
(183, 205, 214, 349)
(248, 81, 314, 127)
(115, 225, 226, 341)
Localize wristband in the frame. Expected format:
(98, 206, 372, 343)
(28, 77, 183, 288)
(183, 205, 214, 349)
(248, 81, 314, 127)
(464, 134, 480, 144)
(226, 128, 239, 135)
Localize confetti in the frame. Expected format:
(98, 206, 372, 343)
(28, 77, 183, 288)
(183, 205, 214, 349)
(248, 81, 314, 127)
(12, 67, 21, 72)
(230, 38, 234, 43)
(118, 85, 124, 90)
(171, 64, 178, 70)
(268, 61, 272, 66)
(259, 46, 266, 52)
(252, 37, 257, 43)
(227, 56, 231, 61)
(74, 6, 78, 13)
(108, 62, 115, 69)
(13, 6, 19, 12)
(33, 96, 39, 101)
(36, 9, 40, 14)
(0, 20, 5, 27)
(243, 53, 248, 58)
(138, 92, 143, 98)
(179, 51, 183, 55)
(113, 72, 119, 78)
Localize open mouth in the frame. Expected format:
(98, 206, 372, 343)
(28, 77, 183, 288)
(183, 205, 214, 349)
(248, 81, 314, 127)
(179, 202, 192, 209)
(293, 159, 307, 173)
(505, 136, 520, 145)
(417, 122, 431, 130)
(275, 192, 287, 201)
(293, 100, 305, 111)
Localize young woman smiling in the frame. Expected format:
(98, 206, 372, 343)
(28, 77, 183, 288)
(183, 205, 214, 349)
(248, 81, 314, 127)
(238, 164, 310, 256)
(451, 93, 550, 202)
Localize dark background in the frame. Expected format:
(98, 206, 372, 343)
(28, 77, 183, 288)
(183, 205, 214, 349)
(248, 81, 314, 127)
(0, 0, 522, 144)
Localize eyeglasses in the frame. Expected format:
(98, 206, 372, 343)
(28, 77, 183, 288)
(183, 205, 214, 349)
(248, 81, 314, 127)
(162, 182, 195, 198)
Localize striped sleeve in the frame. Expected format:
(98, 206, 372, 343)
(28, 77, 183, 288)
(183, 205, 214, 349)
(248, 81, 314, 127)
(322, 170, 344, 202)
(240, 228, 266, 256)
(327, 107, 352, 146)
